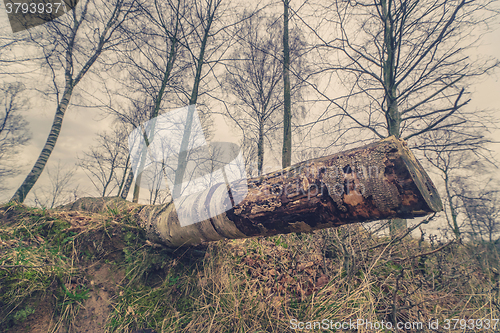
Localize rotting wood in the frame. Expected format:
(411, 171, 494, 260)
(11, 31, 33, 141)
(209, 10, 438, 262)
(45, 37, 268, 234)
(62, 136, 442, 247)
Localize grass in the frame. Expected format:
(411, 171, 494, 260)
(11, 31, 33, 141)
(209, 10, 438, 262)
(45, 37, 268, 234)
(1, 202, 500, 332)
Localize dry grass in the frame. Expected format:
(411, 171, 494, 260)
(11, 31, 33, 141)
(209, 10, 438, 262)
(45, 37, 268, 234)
(1, 202, 499, 332)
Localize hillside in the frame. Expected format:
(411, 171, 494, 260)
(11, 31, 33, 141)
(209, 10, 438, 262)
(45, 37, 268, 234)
(1, 202, 499, 332)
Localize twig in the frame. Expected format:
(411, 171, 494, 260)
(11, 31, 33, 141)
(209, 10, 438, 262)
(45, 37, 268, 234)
(392, 240, 455, 263)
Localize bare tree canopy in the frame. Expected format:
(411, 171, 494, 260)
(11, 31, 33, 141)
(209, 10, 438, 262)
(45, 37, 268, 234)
(0, 82, 30, 188)
(33, 161, 77, 209)
(9, 0, 136, 204)
(423, 129, 499, 240)
(224, 13, 285, 176)
(222, 10, 307, 176)
(78, 126, 130, 197)
(299, 0, 499, 145)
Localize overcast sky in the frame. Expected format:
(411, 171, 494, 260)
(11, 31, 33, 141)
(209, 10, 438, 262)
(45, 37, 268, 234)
(0, 2, 499, 220)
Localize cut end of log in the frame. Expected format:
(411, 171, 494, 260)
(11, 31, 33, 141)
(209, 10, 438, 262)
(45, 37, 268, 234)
(224, 136, 443, 239)
(390, 137, 443, 214)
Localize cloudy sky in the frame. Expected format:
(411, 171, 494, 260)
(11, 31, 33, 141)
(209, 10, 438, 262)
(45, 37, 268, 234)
(0, 2, 499, 217)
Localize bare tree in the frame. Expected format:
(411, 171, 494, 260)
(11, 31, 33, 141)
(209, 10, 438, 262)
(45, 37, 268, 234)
(302, 0, 498, 143)
(422, 129, 497, 239)
(462, 185, 500, 243)
(10, 0, 136, 203)
(115, 99, 154, 200)
(0, 82, 30, 189)
(223, 14, 284, 176)
(424, 141, 471, 239)
(112, 0, 232, 203)
(78, 125, 130, 197)
(169, 0, 226, 200)
(112, 0, 188, 202)
(144, 160, 171, 205)
(32, 161, 77, 209)
(222, 10, 307, 176)
(298, 0, 499, 232)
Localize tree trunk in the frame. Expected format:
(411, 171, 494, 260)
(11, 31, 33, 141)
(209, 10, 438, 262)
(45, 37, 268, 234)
(171, 9, 214, 200)
(257, 119, 264, 176)
(10, 88, 73, 203)
(282, 0, 292, 168)
(120, 170, 134, 199)
(381, 0, 407, 234)
(132, 32, 180, 203)
(117, 154, 130, 196)
(63, 136, 442, 247)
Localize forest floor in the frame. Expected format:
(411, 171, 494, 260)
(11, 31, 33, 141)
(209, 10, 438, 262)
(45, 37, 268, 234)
(1, 201, 499, 332)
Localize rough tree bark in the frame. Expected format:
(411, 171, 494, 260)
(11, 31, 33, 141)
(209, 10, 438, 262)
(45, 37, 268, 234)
(63, 136, 442, 247)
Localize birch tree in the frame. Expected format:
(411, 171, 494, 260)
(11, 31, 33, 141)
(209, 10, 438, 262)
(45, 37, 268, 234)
(169, 0, 229, 200)
(32, 161, 77, 209)
(10, 0, 135, 203)
(115, 0, 230, 203)
(116, 0, 187, 202)
(422, 129, 497, 240)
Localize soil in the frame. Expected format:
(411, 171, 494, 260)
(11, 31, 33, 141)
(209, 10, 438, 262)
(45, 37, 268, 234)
(17, 297, 55, 333)
(70, 263, 125, 333)
(15, 263, 125, 333)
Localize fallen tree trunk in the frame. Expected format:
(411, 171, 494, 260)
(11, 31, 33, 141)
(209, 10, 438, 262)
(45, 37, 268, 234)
(64, 136, 442, 247)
